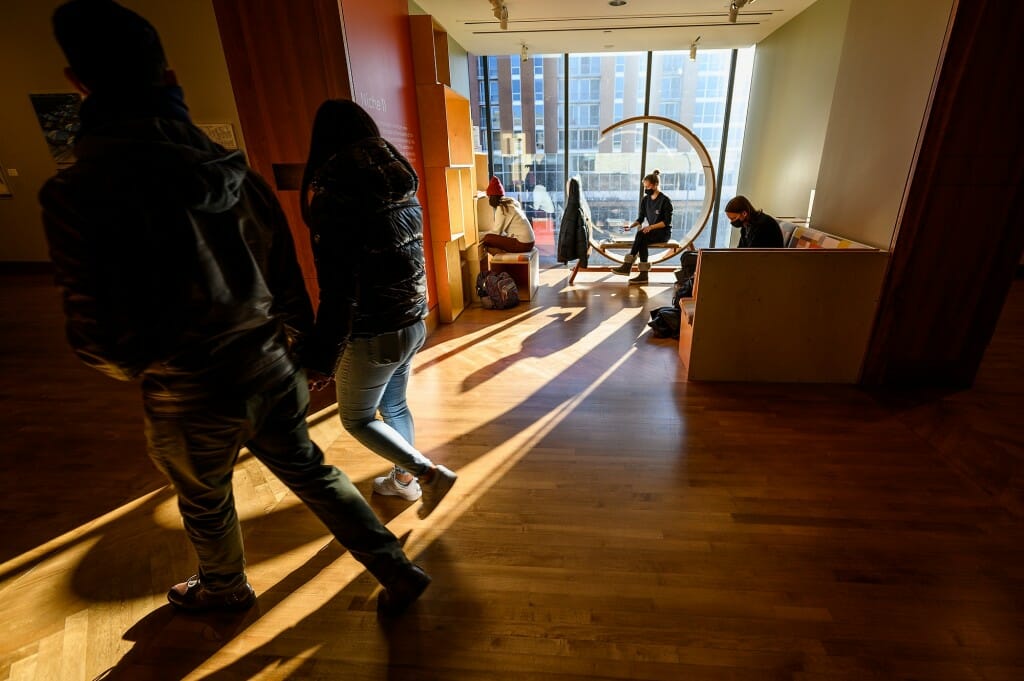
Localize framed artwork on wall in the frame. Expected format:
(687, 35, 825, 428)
(29, 93, 82, 167)
(0, 164, 12, 198)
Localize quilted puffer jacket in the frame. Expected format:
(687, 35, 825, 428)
(40, 113, 314, 412)
(557, 176, 592, 267)
(303, 138, 428, 375)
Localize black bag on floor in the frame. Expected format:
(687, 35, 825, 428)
(673, 250, 698, 300)
(648, 306, 681, 339)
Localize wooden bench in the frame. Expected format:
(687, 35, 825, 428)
(678, 225, 890, 383)
(488, 248, 540, 301)
(568, 237, 685, 284)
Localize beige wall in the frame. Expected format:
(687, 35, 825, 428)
(0, 0, 243, 262)
(811, 0, 954, 248)
(737, 0, 851, 224)
(448, 38, 471, 99)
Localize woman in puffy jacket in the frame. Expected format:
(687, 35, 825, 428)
(301, 99, 456, 514)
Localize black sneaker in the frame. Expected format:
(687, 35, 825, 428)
(377, 565, 431, 617)
(167, 574, 256, 613)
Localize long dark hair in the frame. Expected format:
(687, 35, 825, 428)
(725, 195, 757, 215)
(301, 99, 381, 226)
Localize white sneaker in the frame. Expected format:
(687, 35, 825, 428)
(373, 469, 422, 501)
(418, 465, 457, 518)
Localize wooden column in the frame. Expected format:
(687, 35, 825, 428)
(211, 0, 353, 302)
(862, 0, 1024, 387)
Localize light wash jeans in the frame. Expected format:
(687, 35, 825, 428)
(144, 370, 412, 594)
(335, 320, 432, 477)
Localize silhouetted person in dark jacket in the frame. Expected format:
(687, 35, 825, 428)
(41, 0, 429, 617)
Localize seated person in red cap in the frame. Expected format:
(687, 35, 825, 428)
(481, 176, 535, 254)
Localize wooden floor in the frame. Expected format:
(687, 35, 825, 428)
(1, 267, 1022, 681)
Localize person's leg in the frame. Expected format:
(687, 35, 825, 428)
(371, 321, 458, 516)
(636, 227, 672, 262)
(377, 321, 426, 447)
(481, 233, 534, 253)
(636, 231, 651, 261)
(612, 232, 642, 275)
(145, 401, 253, 595)
(245, 372, 415, 586)
(335, 328, 434, 477)
(628, 230, 644, 257)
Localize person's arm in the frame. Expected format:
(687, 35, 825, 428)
(302, 197, 357, 377)
(40, 178, 143, 380)
(249, 173, 315, 354)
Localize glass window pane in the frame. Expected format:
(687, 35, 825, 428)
(470, 47, 755, 263)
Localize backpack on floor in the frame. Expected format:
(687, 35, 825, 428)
(476, 270, 520, 310)
(648, 306, 682, 339)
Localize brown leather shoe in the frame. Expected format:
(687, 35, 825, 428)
(377, 565, 431, 617)
(167, 574, 256, 613)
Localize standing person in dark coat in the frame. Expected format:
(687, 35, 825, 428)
(41, 0, 429, 617)
(725, 195, 784, 248)
(300, 99, 457, 517)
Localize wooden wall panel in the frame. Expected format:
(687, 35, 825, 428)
(212, 0, 353, 302)
(862, 0, 1024, 387)
(682, 249, 890, 383)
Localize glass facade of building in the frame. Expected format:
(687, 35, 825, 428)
(470, 48, 755, 263)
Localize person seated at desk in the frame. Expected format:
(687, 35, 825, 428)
(480, 176, 535, 254)
(725, 195, 784, 248)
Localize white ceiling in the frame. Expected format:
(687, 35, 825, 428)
(413, 0, 820, 57)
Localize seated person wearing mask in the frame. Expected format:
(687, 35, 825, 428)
(480, 176, 535, 254)
(725, 195, 784, 248)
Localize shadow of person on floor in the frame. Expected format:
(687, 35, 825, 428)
(460, 311, 576, 392)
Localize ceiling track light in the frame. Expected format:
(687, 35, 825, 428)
(489, 0, 509, 30)
(729, 0, 755, 24)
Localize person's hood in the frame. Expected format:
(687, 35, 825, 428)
(316, 137, 418, 205)
(73, 118, 248, 214)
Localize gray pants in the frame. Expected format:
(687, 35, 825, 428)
(145, 371, 411, 593)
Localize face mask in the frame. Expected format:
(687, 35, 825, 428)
(644, 188, 654, 196)
(730, 219, 744, 228)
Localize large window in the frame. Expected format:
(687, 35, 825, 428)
(473, 47, 754, 261)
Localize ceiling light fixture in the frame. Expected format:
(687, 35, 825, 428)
(521, 43, 529, 63)
(609, 0, 627, 6)
(728, 0, 755, 24)
(689, 35, 701, 61)
(489, 0, 509, 30)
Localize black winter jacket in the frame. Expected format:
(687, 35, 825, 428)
(737, 211, 784, 248)
(40, 115, 314, 412)
(556, 177, 591, 267)
(304, 138, 428, 375)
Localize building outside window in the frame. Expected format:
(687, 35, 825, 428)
(472, 47, 753, 262)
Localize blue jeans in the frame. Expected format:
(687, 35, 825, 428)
(144, 371, 411, 593)
(335, 320, 432, 477)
